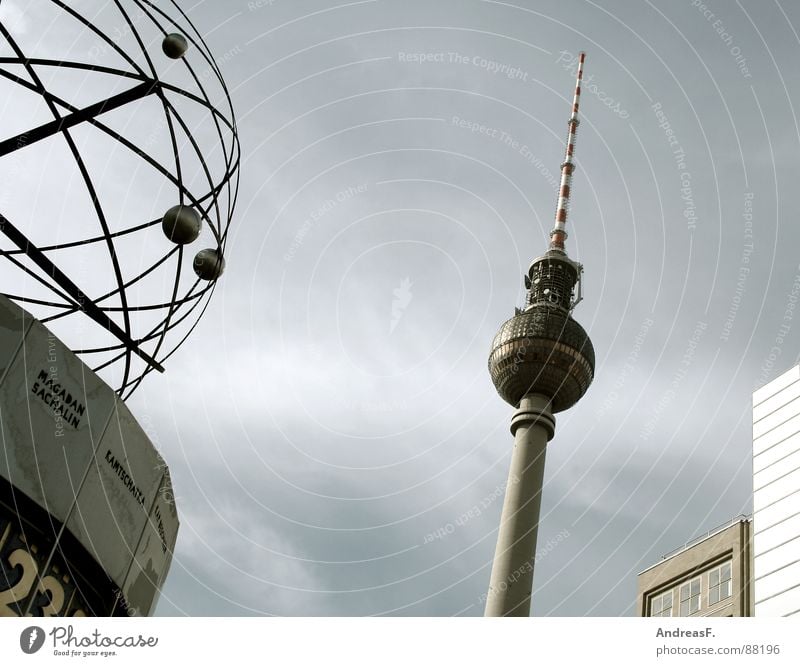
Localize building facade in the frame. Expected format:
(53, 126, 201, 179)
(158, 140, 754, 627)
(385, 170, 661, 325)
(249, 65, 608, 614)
(753, 365, 800, 616)
(637, 517, 753, 617)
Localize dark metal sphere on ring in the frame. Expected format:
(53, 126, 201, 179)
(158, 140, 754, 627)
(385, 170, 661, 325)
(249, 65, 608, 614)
(488, 308, 595, 412)
(0, 0, 240, 398)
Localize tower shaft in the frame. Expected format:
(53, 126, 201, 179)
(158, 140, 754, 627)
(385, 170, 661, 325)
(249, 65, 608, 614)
(484, 394, 554, 616)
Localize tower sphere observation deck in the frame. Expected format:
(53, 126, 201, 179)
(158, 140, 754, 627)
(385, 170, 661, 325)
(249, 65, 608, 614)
(489, 295, 594, 412)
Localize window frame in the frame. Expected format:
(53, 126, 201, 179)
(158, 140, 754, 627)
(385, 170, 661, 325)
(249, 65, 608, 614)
(708, 561, 732, 606)
(679, 576, 702, 616)
(649, 590, 673, 617)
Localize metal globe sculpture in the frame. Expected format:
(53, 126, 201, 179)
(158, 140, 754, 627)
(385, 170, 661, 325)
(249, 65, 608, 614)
(0, 1, 240, 399)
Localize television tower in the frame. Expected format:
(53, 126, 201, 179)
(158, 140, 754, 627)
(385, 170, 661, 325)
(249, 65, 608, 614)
(484, 52, 595, 616)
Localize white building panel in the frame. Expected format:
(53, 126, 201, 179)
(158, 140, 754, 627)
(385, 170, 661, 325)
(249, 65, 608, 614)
(754, 431, 800, 474)
(755, 450, 800, 490)
(755, 516, 800, 554)
(753, 413, 800, 457)
(754, 379, 800, 422)
(754, 395, 800, 439)
(754, 366, 800, 407)
(753, 468, 800, 512)
(756, 560, 800, 600)
(755, 591, 800, 616)
(754, 365, 800, 616)
(755, 496, 800, 534)
(754, 536, 800, 579)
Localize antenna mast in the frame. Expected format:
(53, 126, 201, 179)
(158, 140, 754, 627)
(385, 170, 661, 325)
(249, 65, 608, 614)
(549, 51, 585, 253)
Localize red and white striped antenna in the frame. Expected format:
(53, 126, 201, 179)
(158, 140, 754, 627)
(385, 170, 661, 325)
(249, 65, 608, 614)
(549, 51, 585, 253)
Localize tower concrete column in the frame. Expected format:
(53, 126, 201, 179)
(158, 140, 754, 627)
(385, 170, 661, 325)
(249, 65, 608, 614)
(484, 393, 555, 617)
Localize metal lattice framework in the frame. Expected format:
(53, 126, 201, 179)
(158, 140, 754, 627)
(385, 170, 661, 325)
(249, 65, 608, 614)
(0, 0, 240, 399)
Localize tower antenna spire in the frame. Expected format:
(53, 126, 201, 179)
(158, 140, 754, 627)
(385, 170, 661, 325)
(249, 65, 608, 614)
(549, 51, 585, 253)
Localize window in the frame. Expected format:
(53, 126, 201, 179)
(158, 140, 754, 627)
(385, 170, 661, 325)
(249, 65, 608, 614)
(679, 578, 701, 616)
(650, 590, 673, 617)
(709, 562, 732, 606)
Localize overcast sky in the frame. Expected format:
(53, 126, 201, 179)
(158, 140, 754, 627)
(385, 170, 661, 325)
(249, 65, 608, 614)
(3, 0, 800, 617)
